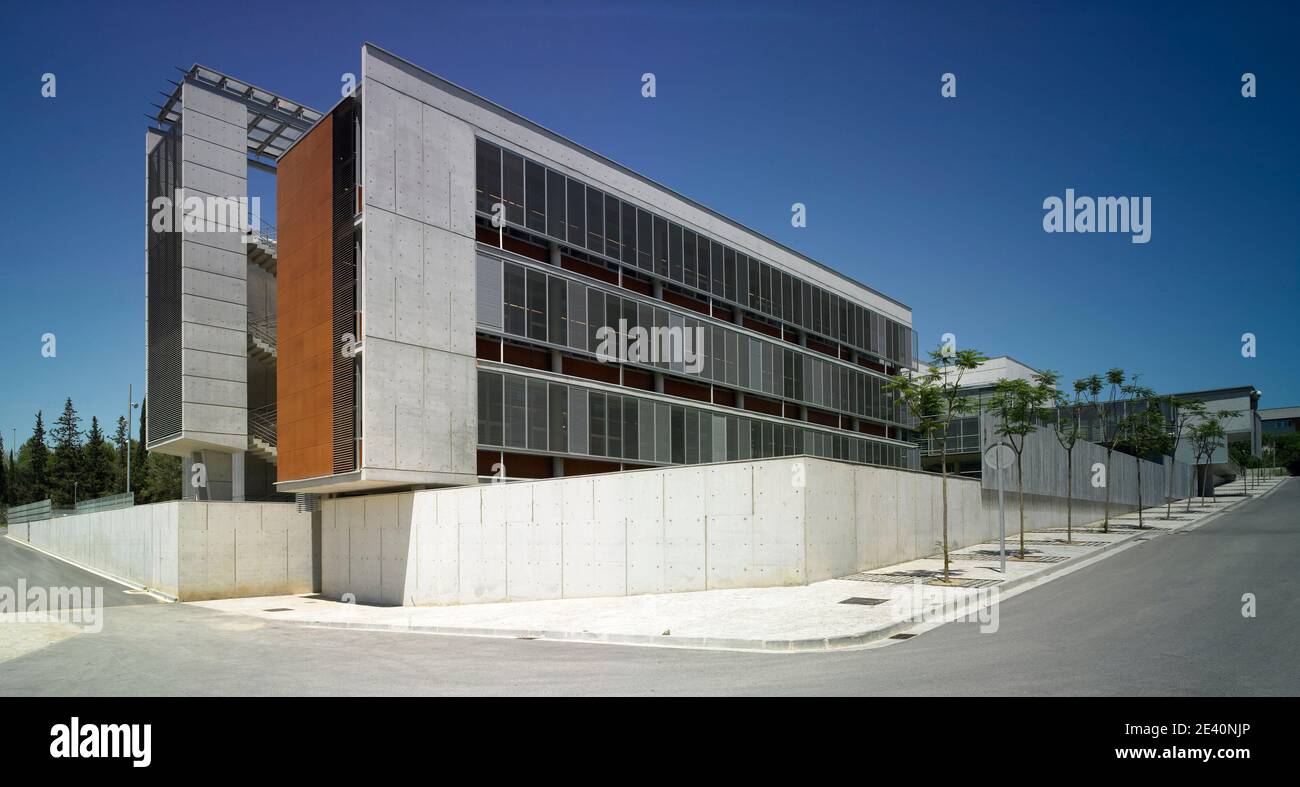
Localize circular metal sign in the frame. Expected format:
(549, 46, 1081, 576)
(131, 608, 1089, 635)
(984, 442, 1014, 470)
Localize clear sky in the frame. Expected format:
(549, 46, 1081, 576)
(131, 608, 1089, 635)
(1, 0, 1297, 448)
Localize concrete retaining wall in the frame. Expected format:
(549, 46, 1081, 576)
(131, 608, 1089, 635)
(6, 501, 314, 601)
(322, 456, 1142, 606)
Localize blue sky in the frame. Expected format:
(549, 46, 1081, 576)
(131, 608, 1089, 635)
(1, 0, 1297, 449)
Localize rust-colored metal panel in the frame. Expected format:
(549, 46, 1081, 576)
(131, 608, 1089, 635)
(277, 113, 334, 483)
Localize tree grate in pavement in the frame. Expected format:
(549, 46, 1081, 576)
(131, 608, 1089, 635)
(949, 552, 1068, 563)
(1016, 538, 1108, 547)
(841, 571, 1003, 588)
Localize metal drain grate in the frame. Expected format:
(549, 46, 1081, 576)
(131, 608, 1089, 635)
(263, 608, 293, 613)
(889, 633, 916, 640)
(843, 572, 1003, 588)
(1018, 538, 1108, 547)
(950, 552, 1068, 563)
(839, 597, 889, 606)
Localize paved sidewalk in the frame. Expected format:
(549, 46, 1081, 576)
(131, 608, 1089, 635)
(192, 476, 1289, 652)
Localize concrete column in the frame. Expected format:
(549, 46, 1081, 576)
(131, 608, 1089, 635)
(232, 451, 247, 501)
(551, 456, 565, 477)
(653, 372, 665, 394)
(199, 450, 235, 501)
(550, 348, 563, 373)
(549, 240, 561, 267)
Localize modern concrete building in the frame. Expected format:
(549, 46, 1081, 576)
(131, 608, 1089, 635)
(918, 356, 1045, 477)
(1260, 406, 1300, 437)
(145, 66, 322, 501)
(255, 43, 920, 496)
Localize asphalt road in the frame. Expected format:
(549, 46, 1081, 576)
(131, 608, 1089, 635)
(1, 480, 1295, 696)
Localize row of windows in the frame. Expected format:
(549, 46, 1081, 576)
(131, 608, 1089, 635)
(477, 371, 918, 471)
(475, 139, 916, 368)
(478, 255, 911, 427)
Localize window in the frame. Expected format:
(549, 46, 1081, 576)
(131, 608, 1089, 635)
(546, 169, 566, 239)
(605, 195, 621, 260)
(685, 410, 699, 464)
(724, 247, 736, 301)
(621, 203, 637, 264)
(606, 394, 622, 458)
(477, 371, 503, 445)
(502, 150, 524, 226)
(636, 209, 653, 271)
(589, 393, 606, 456)
(526, 269, 547, 341)
(504, 375, 527, 448)
(527, 379, 548, 450)
(668, 222, 683, 282)
(653, 216, 669, 277)
(710, 240, 724, 296)
(671, 406, 685, 464)
(586, 186, 604, 252)
(586, 288, 604, 353)
(566, 178, 585, 246)
(623, 396, 638, 461)
(503, 263, 526, 336)
(525, 161, 546, 233)
(549, 383, 568, 452)
(568, 280, 587, 352)
(548, 276, 567, 346)
(475, 139, 501, 215)
(681, 227, 694, 286)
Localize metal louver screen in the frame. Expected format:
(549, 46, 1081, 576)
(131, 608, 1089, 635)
(332, 99, 358, 474)
(146, 128, 183, 443)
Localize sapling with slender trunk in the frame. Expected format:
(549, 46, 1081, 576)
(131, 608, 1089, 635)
(885, 344, 988, 581)
(987, 373, 1058, 558)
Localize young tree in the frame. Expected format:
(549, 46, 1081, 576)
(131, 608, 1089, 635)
(1228, 442, 1253, 494)
(48, 398, 84, 507)
(987, 373, 1058, 558)
(135, 398, 150, 499)
(1092, 369, 1135, 533)
(1188, 411, 1239, 503)
(1157, 396, 1205, 517)
(1117, 387, 1166, 529)
(82, 416, 116, 501)
(885, 344, 988, 581)
(1048, 376, 1087, 543)
(24, 410, 51, 504)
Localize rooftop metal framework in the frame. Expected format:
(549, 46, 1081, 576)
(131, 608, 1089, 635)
(153, 65, 322, 166)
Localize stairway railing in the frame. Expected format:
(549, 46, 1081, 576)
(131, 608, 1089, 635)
(248, 315, 277, 352)
(249, 403, 277, 447)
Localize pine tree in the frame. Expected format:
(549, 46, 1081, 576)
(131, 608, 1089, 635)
(25, 410, 50, 503)
(134, 398, 149, 500)
(48, 398, 83, 507)
(113, 415, 130, 493)
(140, 452, 182, 503)
(83, 417, 116, 501)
